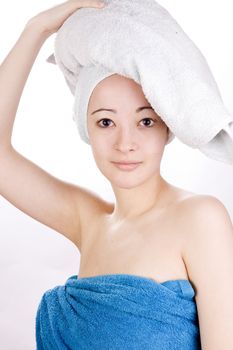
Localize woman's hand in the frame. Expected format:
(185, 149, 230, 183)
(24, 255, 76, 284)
(27, 0, 105, 36)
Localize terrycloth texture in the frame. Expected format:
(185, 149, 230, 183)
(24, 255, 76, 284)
(72, 64, 175, 145)
(47, 0, 233, 166)
(35, 273, 201, 349)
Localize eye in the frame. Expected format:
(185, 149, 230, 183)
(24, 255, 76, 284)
(97, 118, 113, 128)
(97, 117, 157, 128)
(139, 118, 157, 127)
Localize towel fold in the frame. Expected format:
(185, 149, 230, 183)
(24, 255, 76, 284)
(35, 273, 201, 349)
(47, 0, 233, 166)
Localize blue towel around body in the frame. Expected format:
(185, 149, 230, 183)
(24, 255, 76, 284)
(35, 273, 202, 349)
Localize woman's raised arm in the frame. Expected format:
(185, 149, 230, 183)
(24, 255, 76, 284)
(0, 1, 107, 251)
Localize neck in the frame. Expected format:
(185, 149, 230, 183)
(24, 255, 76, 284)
(109, 174, 169, 222)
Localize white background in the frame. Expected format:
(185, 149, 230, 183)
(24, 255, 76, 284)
(0, 0, 233, 348)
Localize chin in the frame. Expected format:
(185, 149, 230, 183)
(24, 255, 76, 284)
(108, 172, 148, 189)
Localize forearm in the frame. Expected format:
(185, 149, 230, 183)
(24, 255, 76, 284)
(0, 21, 50, 149)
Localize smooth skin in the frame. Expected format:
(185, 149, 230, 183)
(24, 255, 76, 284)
(0, 1, 233, 349)
(0, 0, 108, 250)
(86, 73, 171, 221)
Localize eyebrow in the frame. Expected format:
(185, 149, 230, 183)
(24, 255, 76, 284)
(91, 106, 153, 115)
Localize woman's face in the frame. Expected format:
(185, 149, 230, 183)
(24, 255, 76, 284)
(87, 74, 169, 189)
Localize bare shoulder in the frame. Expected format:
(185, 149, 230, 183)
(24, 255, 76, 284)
(176, 192, 233, 277)
(74, 186, 113, 220)
(170, 190, 232, 253)
(176, 192, 231, 221)
(74, 186, 113, 245)
(174, 193, 232, 237)
(176, 194, 233, 347)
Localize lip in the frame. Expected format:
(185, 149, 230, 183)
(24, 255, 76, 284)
(112, 161, 142, 171)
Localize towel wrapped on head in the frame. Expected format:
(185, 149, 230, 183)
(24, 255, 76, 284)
(47, 0, 233, 165)
(35, 273, 202, 349)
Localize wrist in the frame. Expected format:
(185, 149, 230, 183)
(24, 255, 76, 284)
(24, 17, 54, 40)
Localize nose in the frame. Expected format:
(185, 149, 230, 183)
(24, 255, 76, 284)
(114, 126, 138, 152)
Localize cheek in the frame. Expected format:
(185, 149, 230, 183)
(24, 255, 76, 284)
(145, 132, 166, 149)
(142, 134, 167, 160)
(90, 139, 110, 164)
(89, 125, 115, 150)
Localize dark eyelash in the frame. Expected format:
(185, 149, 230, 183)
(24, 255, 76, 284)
(97, 119, 110, 127)
(97, 118, 157, 128)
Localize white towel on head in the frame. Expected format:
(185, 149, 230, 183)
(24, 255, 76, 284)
(47, 0, 233, 166)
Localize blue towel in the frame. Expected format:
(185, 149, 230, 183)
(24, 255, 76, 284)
(35, 274, 201, 349)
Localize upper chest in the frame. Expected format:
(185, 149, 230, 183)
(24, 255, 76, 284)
(78, 190, 196, 282)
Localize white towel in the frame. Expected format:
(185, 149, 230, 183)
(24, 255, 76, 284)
(47, 0, 233, 166)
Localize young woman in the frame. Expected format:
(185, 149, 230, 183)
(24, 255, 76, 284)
(0, 1, 232, 349)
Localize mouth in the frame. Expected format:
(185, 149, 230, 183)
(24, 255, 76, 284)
(111, 161, 142, 171)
